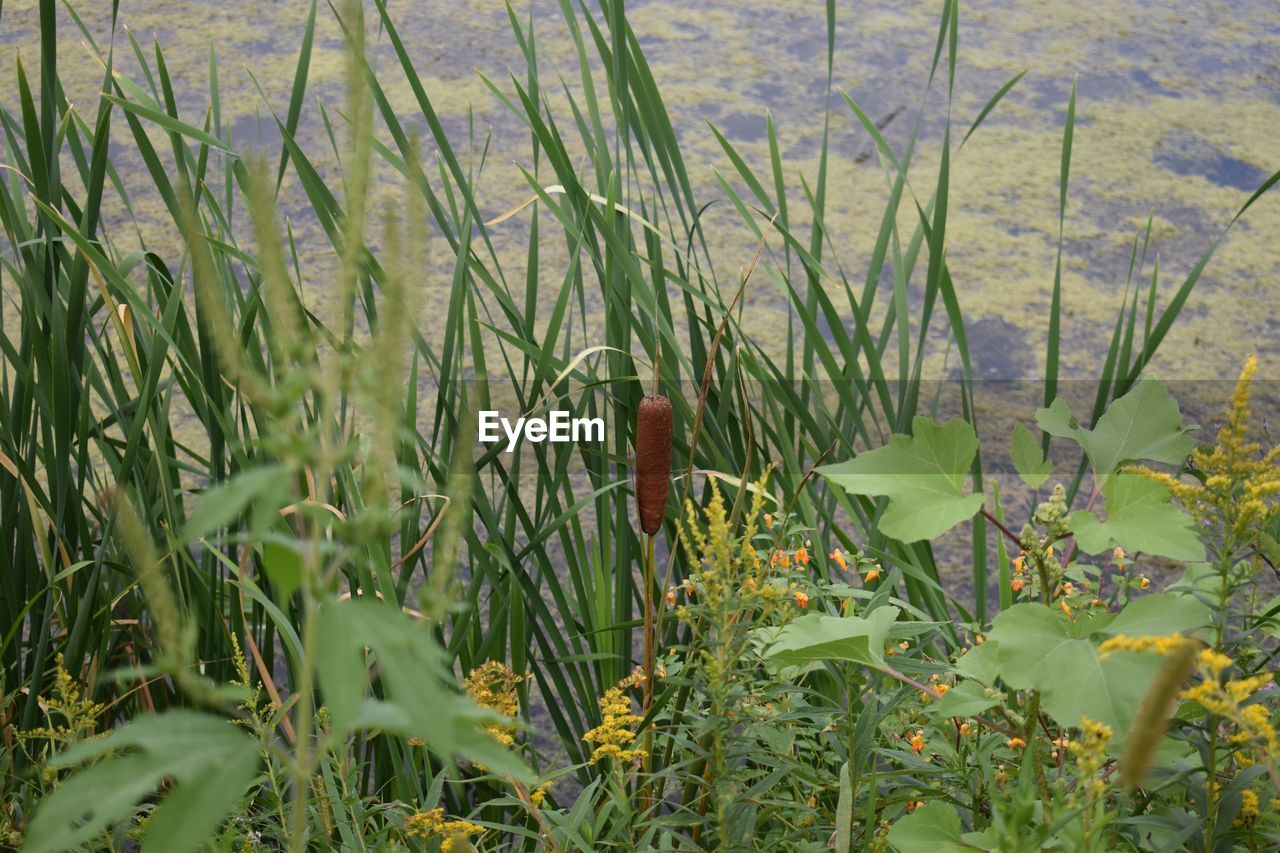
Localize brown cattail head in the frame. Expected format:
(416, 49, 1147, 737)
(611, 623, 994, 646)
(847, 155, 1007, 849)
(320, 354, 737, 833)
(635, 393, 673, 535)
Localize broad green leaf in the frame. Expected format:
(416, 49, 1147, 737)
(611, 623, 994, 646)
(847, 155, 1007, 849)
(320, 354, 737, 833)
(1098, 592, 1211, 638)
(932, 680, 998, 718)
(180, 464, 289, 544)
(952, 641, 1001, 686)
(25, 710, 258, 853)
(987, 604, 1163, 733)
(887, 801, 968, 852)
(764, 606, 899, 670)
(261, 539, 302, 602)
(818, 418, 984, 541)
(315, 598, 530, 780)
(1068, 475, 1204, 562)
(1011, 423, 1052, 489)
(1036, 378, 1195, 477)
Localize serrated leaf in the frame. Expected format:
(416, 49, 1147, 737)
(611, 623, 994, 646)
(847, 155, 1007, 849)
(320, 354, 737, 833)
(25, 710, 258, 853)
(315, 598, 530, 780)
(181, 464, 289, 544)
(887, 801, 968, 852)
(1011, 423, 1052, 489)
(764, 607, 898, 671)
(1068, 474, 1204, 562)
(1036, 378, 1196, 477)
(818, 418, 984, 542)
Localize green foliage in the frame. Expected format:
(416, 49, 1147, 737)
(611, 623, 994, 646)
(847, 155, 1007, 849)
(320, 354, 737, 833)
(1, 0, 1277, 850)
(1011, 423, 1054, 490)
(1036, 378, 1197, 478)
(24, 711, 259, 853)
(818, 418, 984, 542)
(1069, 475, 1205, 562)
(764, 606, 898, 671)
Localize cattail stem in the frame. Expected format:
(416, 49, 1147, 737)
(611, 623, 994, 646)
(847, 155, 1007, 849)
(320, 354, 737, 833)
(642, 533, 656, 777)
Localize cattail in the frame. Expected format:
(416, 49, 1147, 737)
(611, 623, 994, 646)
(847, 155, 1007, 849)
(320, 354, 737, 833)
(635, 393, 672, 535)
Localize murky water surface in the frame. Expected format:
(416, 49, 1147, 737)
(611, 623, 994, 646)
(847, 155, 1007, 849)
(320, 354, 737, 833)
(3, 0, 1278, 382)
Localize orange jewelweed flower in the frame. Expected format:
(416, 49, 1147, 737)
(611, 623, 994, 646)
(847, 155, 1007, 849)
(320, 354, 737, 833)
(665, 589, 676, 607)
(793, 590, 810, 608)
(795, 547, 810, 566)
(1139, 576, 1150, 589)
(1112, 546, 1125, 563)
(1007, 737, 1027, 749)
(829, 549, 848, 570)
(1010, 577, 1025, 593)
(909, 731, 925, 753)
(864, 565, 882, 582)
(763, 513, 774, 529)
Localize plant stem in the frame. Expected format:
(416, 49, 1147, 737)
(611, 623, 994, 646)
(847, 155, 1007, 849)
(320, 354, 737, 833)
(642, 533, 656, 784)
(288, 584, 320, 852)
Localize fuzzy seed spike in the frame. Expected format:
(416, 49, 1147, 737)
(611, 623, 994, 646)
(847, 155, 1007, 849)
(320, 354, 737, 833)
(635, 394, 673, 535)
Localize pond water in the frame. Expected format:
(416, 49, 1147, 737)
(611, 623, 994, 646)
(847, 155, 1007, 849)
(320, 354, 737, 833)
(3, 0, 1278, 387)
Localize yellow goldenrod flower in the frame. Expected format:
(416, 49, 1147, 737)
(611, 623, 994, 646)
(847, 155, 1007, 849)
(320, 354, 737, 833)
(464, 661, 522, 749)
(1098, 633, 1192, 657)
(1131, 356, 1280, 545)
(583, 675, 647, 765)
(404, 808, 483, 851)
(1234, 789, 1260, 828)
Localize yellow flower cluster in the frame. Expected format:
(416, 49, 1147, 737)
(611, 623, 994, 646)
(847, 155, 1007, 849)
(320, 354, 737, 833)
(1068, 717, 1114, 800)
(583, 671, 647, 765)
(1180, 650, 1277, 759)
(463, 661, 522, 748)
(403, 808, 483, 851)
(1097, 634, 1192, 658)
(1132, 356, 1280, 543)
(1234, 789, 1260, 828)
(17, 654, 106, 746)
